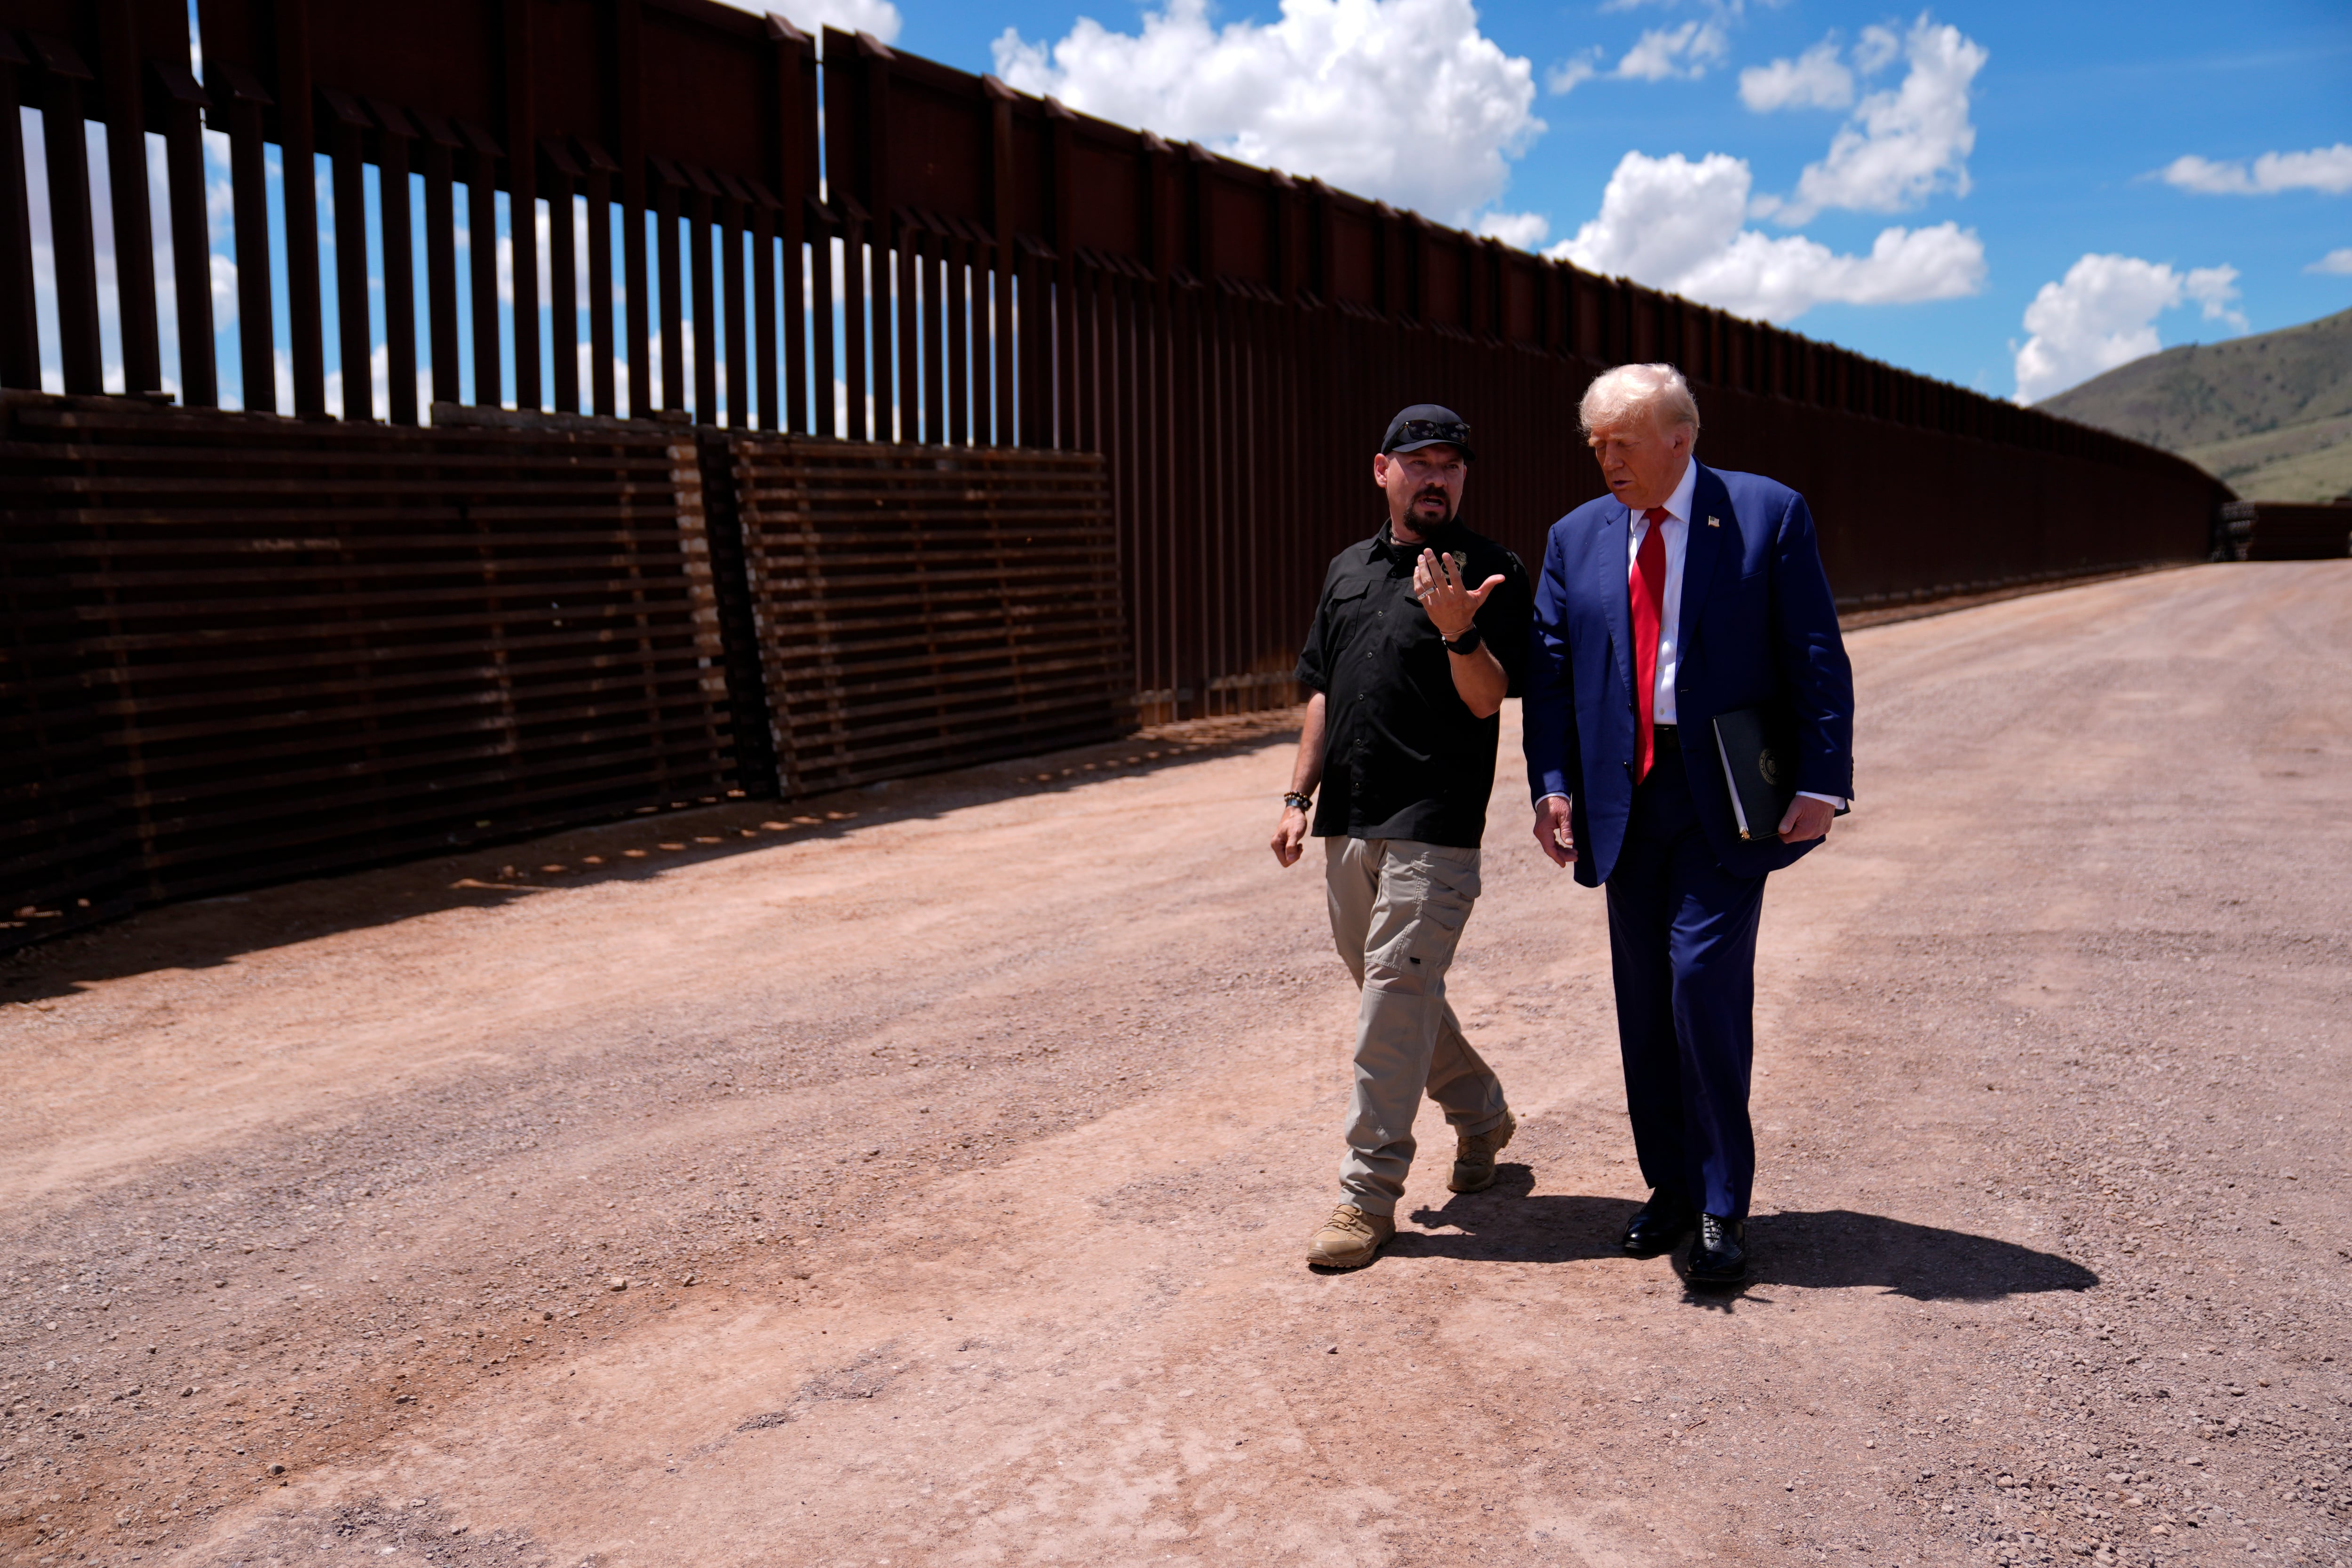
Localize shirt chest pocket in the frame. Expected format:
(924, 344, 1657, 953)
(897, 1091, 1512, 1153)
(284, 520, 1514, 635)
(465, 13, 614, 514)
(1324, 581, 1378, 653)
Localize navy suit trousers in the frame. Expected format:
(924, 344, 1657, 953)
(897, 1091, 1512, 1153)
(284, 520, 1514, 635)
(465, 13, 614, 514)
(1603, 746, 1769, 1220)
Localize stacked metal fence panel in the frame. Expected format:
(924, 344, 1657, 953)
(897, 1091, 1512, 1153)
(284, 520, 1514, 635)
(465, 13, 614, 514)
(729, 438, 1126, 796)
(0, 402, 133, 946)
(0, 395, 732, 943)
(2218, 500, 2352, 561)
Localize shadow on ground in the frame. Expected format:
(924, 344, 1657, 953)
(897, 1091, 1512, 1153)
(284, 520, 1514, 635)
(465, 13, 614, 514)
(1399, 1172, 2098, 1301)
(0, 713, 1303, 1003)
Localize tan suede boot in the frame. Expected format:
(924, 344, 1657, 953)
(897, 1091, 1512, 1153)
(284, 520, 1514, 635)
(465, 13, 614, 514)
(1305, 1203, 1395, 1269)
(1448, 1107, 1517, 1193)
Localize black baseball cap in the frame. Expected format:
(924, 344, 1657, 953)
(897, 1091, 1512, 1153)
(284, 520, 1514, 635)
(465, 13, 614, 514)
(1381, 403, 1475, 462)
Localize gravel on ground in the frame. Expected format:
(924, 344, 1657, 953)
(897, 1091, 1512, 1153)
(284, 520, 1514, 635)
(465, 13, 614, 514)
(2, 560, 2347, 1568)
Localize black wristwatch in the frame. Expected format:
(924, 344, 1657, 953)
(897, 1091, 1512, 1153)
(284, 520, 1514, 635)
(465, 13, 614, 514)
(1442, 622, 1484, 657)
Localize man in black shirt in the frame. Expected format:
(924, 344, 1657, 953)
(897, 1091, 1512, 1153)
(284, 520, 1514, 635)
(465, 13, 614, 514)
(1271, 403, 1535, 1269)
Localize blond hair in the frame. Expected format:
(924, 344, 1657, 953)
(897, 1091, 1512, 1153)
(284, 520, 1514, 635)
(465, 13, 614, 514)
(1579, 363, 1701, 437)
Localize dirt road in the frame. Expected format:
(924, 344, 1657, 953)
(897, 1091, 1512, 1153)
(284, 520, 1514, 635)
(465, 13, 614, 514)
(4, 561, 2349, 1568)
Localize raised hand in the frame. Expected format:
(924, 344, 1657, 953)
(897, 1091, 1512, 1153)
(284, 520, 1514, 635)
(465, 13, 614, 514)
(1412, 548, 1506, 640)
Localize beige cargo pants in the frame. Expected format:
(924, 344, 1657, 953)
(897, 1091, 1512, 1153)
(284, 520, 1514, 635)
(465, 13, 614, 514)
(1325, 836, 1510, 1217)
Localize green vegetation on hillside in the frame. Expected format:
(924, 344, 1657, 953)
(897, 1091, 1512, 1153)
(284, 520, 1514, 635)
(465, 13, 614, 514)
(2039, 308, 2352, 502)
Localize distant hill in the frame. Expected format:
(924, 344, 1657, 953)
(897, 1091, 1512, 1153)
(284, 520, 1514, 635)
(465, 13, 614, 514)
(2038, 307, 2352, 502)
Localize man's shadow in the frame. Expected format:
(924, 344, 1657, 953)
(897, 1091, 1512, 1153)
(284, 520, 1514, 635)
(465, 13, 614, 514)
(1394, 1166, 2097, 1301)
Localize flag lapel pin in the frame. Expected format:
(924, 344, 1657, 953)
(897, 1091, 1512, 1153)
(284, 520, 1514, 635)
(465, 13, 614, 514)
(1707, 515, 1720, 527)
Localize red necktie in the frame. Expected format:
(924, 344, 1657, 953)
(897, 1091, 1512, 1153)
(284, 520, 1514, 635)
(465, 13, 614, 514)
(1629, 507, 1669, 783)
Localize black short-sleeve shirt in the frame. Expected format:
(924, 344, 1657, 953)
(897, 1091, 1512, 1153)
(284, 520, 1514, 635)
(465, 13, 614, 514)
(1293, 518, 1533, 848)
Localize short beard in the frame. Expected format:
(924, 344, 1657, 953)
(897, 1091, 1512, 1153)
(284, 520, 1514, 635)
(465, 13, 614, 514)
(1405, 487, 1455, 528)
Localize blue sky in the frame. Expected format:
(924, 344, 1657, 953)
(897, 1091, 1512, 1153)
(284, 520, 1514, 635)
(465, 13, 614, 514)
(865, 0, 2352, 399)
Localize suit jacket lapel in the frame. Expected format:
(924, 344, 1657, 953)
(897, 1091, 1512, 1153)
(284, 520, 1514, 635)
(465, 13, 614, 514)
(1678, 462, 1730, 663)
(1598, 503, 1633, 697)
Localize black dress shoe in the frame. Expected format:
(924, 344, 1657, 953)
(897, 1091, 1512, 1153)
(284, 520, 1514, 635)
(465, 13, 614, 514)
(1687, 1213, 1748, 1284)
(1620, 1188, 1698, 1256)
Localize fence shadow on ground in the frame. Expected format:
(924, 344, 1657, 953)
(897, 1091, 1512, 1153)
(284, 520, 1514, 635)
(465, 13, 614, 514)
(0, 712, 1303, 1006)
(1398, 1173, 2098, 1301)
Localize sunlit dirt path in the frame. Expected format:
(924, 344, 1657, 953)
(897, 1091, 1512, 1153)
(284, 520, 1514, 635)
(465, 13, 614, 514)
(4, 561, 2348, 1568)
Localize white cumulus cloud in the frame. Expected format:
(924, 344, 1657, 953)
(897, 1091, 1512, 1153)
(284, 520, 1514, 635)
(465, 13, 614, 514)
(1737, 38, 1852, 111)
(1548, 150, 1984, 323)
(2308, 247, 2352, 276)
(1545, 49, 1602, 96)
(991, 0, 1542, 224)
(1761, 16, 1986, 225)
(2158, 144, 2352, 197)
(1474, 209, 1550, 249)
(2012, 253, 2245, 404)
(1614, 19, 1728, 81)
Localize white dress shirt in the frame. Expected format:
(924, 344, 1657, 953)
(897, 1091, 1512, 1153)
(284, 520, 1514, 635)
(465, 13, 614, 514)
(1540, 457, 1845, 812)
(1632, 457, 1699, 727)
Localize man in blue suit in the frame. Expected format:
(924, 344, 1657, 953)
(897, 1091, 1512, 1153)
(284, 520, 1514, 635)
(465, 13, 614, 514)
(1523, 363, 1854, 1284)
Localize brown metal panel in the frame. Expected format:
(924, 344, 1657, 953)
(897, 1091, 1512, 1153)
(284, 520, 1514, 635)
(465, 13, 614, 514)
(747, 186, 774, 431)
(718, 180, 747, 428)
(542, 139, 580, 416)
(610, 0, 648, 418)
(1168, 278, 1202, 714)
(947, 224, 972, 446)
(503, 0, 540, 411)
(577, 137, 616, 417)
(1200, 160, 1270, 286)
(632, 0, 767, 185)
(875, 59, 991, 229)
(986, 76, 1016, 446)
(734, 438, 1125, 796)
(1271, 171, 1302, 303)
(1501, 249, 1536, 347)
(861, 40, 903, 444)
(652, 157, 682, 413)
(840, 203, 870, 441)
(729, 182, 757, 430)
(1068, 135, 1144, 261)
(0, 37, 40, 390)
(1048, 103, 1077, 450)
(271, 2, 325, 415)
(688, 176, 715, 422)
(1015, 238, 1048, 447)
(298, 0, 495, 131)
(1463, 235, 1491, 342)
(919, 223, 946, 444)
(808, 197, 835, 438)
(28, 36, 101, 392)
(1, 397, 734, 921)
(893, 214, 919, 441)
(766, 18, 814, 435)
(462, 120, 501, 407)
(414, 109, 461, 410)
(322, 88, 373, 421)
(821, 28, 865, 439)
(211, 62, 277, 411)
(95, 0, 160, 393)
(370, 101, 416, 423)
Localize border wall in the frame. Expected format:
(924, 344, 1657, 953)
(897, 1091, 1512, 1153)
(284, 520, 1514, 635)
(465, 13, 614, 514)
(0, 0, 2231, 947)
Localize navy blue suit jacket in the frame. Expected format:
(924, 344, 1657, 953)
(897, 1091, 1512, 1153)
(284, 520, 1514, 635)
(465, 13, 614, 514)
(1522, 461, 1855, 888)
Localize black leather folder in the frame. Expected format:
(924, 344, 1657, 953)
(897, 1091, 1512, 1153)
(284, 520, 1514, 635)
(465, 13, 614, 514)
(1709, 705, 1797, 841)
